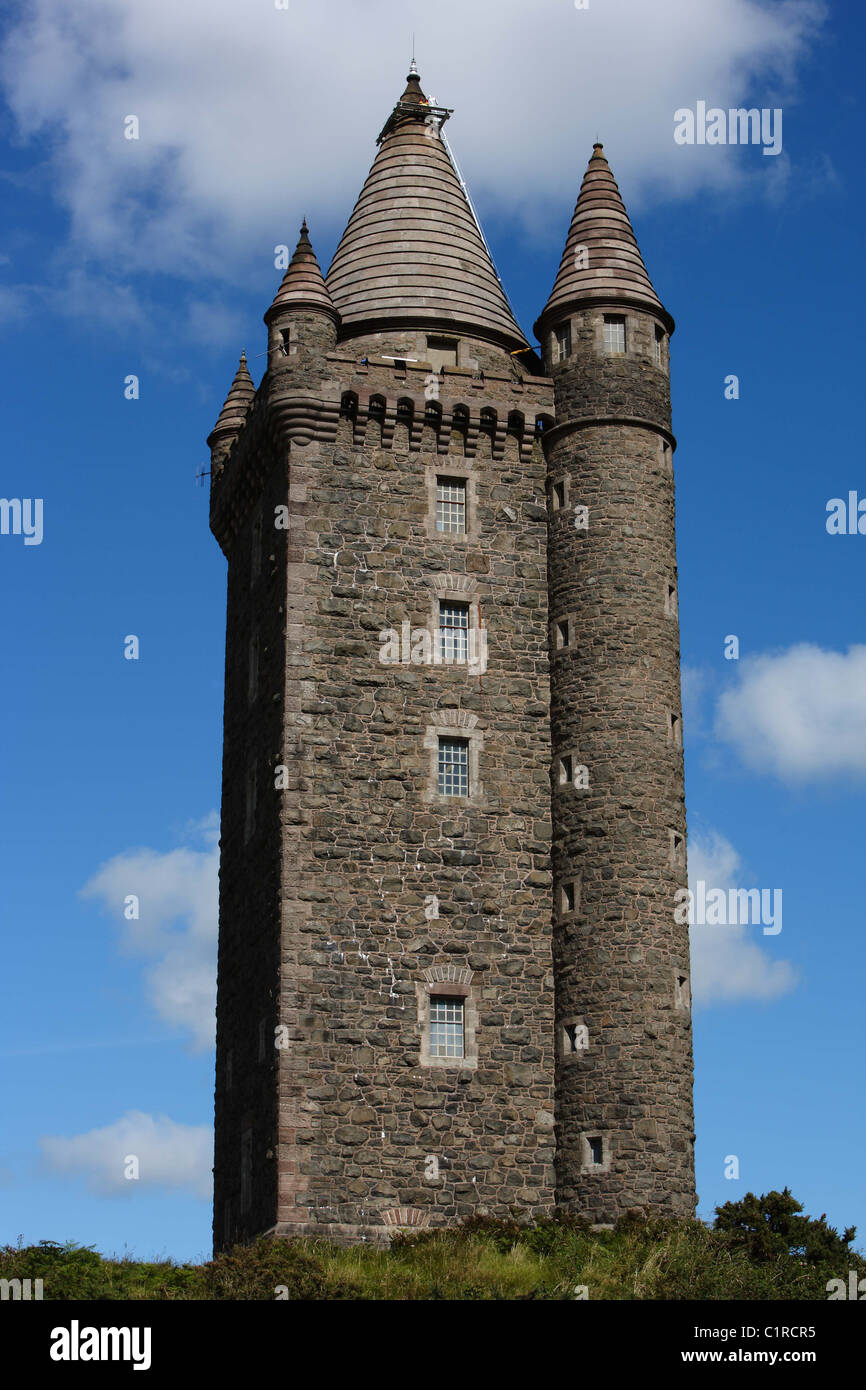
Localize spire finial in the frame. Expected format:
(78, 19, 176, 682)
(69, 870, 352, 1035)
(409, 34, 418, 75)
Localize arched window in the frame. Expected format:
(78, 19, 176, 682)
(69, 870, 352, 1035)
(339, 391, 358, 420)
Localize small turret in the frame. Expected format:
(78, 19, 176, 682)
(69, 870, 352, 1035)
(207, 351, 255, 476)
(264, 221, 339, 367)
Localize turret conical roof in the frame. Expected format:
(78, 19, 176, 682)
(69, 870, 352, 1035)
(535, 144, 672, 335)
(208, 351, 255, 443)
(266, 222, 339, 324)
(326, 71, 528, 351)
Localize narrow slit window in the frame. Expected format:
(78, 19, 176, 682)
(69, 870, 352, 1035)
(438, 737, 469, 797)
(665, 582, 678, 617)
(559, 755, 574, 786)
(555, 618, 572, 650)
(670, 830, 685, 869)
(436, 476, 466, 535)
(439, 602, 470, 663)
(603, 314, 626, 354)
(564, 1022, 588, 1053)
(669, 711, 682, 746)
(654, 326, 665, 366)
(551, 479, 566, 511)
(559, 880, 577, 916)
(587, 1136, 604, 1166)
(430, 996, 464, 1058)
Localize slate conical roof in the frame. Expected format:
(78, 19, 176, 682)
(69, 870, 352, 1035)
(208, 352, 255, 443)
(535, 144, 672, 335)
(326, 70, 529, 351)
(266, 221, 339, 324)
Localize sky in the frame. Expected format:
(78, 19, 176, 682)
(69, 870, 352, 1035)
(1, 0, 864, 1266)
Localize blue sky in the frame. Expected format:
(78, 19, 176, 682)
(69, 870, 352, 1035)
(1, 0, 864, 1265)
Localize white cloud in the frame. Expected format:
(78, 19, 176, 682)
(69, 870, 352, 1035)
(688, 831, 798, 1005)
(80, 816, 218, 1051)
(40, 1111, 212, 1198)
(0, 0, 825, 288)
(714, 643, 866, 782)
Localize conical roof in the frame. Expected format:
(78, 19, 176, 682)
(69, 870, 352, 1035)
(535, 144, 672, 335)
(208, 352, 255, 443)
(266, 222, 338, 324)
(326, 71, 529, 351)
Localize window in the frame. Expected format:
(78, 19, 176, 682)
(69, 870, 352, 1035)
(564, 1021, 588, 1054)
(558, 880, 579, 917)
(654, 326, 665, 366)
(553, 322, 572, 363)
(559, 755, 573, 785)
(555, 617, 573, 651)
(665, 581, 678, 618)
(603, 314, 626, 354)
(436, 476, 466, 534)
(669, 711, 682, 747)
(439, 601, 470, 663)
(427, 335, 458, 371)
(430, 996, 464, 1058)
(438, 737, 469, 797)
(587, 1136, 604, 1166)
(675, 973, 691, 1010)
(670, 830, 685, 869)
(550, 477, 567, 511)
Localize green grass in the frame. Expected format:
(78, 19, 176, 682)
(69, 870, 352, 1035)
(4, 1205, 864, 1300)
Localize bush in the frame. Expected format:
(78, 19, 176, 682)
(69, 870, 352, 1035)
(2, 1191, 861, 1300)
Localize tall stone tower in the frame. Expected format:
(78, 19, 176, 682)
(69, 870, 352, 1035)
(208, 72, 695, 1249)
(534, 146, 695, 1222)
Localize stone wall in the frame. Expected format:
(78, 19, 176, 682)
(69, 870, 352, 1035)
(543, 304, 696, 1222)
(212, 328, 560, 1244)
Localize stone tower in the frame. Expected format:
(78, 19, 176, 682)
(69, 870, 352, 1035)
(208, 73, 695, 1249)
(534, 146, 695, 1222)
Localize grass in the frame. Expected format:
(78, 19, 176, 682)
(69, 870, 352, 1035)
(3, 1209, 864, 1300)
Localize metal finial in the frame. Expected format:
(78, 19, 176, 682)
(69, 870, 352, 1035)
(409, 34, 418, 75)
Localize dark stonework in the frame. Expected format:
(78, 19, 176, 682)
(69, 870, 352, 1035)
(207, 75, 696, 1249)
